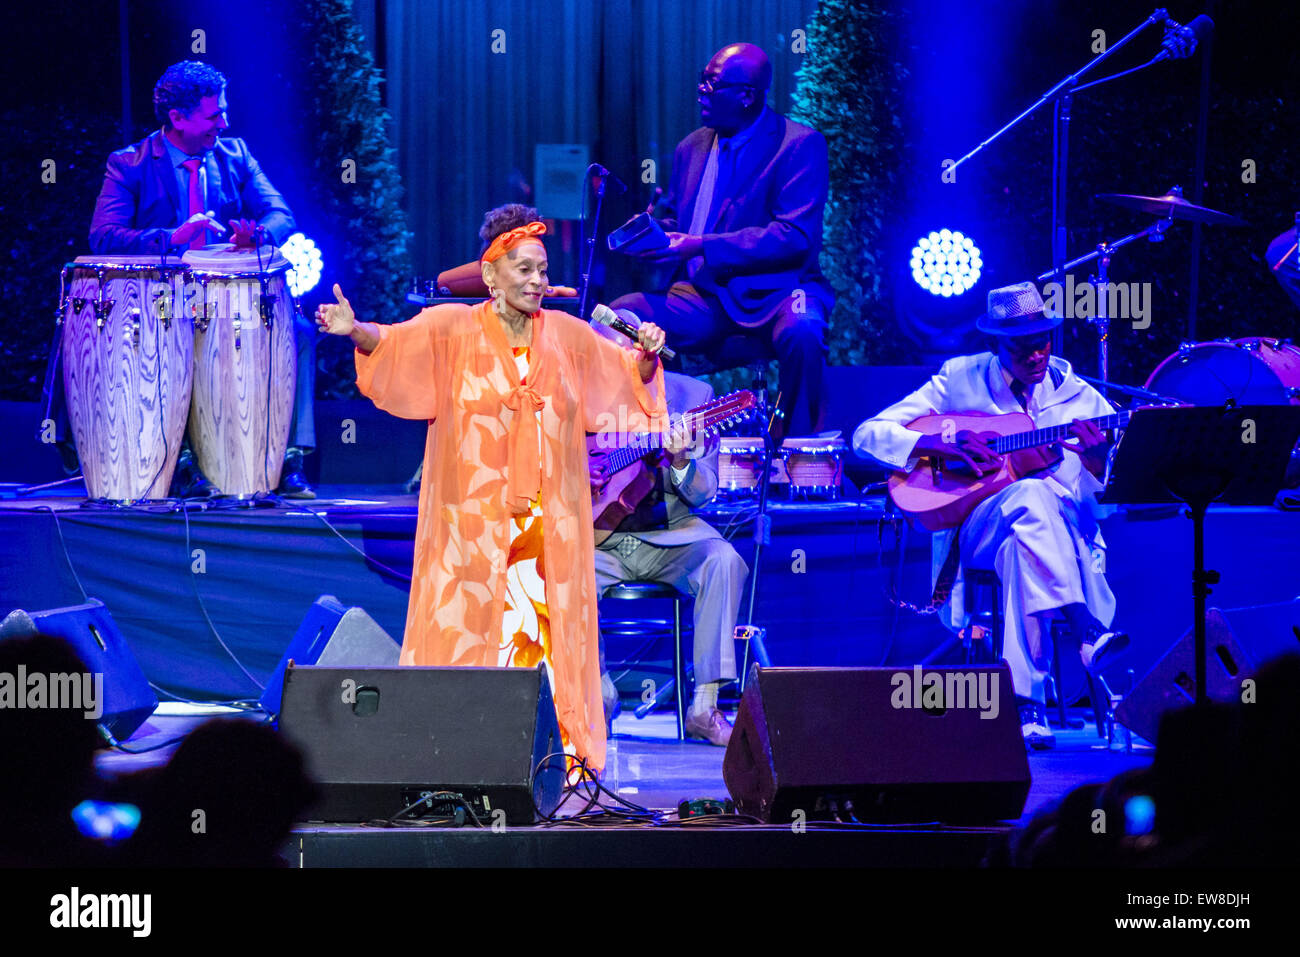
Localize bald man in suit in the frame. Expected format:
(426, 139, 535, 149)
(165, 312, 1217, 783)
(612, 42, 834, 439)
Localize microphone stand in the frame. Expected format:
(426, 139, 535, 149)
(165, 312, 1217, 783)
(737, 390, 775, 690)
(950, 8, 1176, 366)
(1035, 215, 1174, 382)
(577, 165, 609, 322)
(1077, 373, 1184, 407)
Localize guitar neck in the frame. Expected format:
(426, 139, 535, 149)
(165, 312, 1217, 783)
(603, 435, 659, 474)
(992, 409, 1132, 454)
(597, 405, 733, 473)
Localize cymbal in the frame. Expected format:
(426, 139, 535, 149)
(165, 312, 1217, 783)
(1096, 188, 1248, 227)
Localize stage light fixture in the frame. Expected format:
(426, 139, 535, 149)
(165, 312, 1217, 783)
(909, 230, 982, 296)
(283, 233, 323, 297)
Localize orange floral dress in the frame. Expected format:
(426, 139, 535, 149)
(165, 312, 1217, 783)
(354, 302, 666, 771)
(497, 347, 568, 754)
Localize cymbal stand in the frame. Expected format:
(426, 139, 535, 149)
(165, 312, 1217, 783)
(1037, 216, 1172, 382)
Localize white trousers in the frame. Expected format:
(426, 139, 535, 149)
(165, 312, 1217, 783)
(958, 478, 1116, 704)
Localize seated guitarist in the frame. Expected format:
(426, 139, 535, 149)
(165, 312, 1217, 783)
(589, 341, 750, 746)
(853, 281, 1126, 749)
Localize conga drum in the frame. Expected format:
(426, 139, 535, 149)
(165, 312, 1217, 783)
(183, 246, 296, 497)
(60, 256, 193, 500)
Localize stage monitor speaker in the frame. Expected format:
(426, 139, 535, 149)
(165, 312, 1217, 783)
(260, 595, 401, 717)
(1113, 605, 1291, 745)
(278, 664, 565, 824)
(723, 664, 1029, 824)
(0, 598, 157, 743)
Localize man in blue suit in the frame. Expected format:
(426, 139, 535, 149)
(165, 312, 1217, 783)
(83, 60, 315, 497)
(612, 42, 834, 438)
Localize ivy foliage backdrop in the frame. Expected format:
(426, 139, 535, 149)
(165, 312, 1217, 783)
(294, 0, 412, 398)
(790, 0, 912, 368)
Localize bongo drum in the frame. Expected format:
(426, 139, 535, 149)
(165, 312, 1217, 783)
(718, 437, 767, 503)
(780, 436, 847, 499)
(60, 256, 193, 500)
(183, 246, 296, 497)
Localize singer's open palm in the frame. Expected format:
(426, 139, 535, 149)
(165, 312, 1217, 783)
(316, 283, 355, 336)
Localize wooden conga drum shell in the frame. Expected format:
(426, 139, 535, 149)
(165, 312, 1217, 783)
(61, 258, 193, 500)
(186, 252, 295, 497)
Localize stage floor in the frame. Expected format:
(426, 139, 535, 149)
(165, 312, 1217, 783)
(94, 703, 1153, 867)
(8, 481, 1294, 866)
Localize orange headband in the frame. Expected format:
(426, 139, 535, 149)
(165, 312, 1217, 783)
(481, 221, 547, 264)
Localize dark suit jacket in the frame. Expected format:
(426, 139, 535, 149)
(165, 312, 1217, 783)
(89, 131, 296, 254)
(659, 108, 835, 328)
(603, 371, 723, 548)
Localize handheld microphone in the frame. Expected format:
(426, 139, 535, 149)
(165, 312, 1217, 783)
(1156, 14, 1213, 62)
(592, 304, 677, 360)
(645, 186, 664, 215)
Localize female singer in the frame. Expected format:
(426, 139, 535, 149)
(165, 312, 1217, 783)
(316, 211, 667, 772)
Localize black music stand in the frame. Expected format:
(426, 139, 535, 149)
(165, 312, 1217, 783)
(1100, 404, 1300, 703)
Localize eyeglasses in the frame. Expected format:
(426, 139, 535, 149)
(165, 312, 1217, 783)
(1004, 334, 1052, 358)
(698, 72, 754, 95)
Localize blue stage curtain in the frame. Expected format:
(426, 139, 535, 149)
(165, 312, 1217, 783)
(367, 0, 819, 281)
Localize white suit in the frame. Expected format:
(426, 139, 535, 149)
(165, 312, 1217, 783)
(853, 352, 1117, 703)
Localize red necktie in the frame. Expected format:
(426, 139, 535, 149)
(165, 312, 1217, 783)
(181, 157, 204, 249)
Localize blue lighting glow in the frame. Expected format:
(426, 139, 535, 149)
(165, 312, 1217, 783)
(71, 800, 141, 844)
(283, 233, 323, 297)
(1124, 795, 1156, 836)
(910, 229, 982, 297)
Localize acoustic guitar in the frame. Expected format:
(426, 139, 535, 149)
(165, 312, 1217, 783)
(589, 390, 758, 544)
(887, 409, 1132, 531)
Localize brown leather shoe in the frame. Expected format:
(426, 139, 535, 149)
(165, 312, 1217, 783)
(684, 708, 733, 747)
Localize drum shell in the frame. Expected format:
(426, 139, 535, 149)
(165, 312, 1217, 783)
(61, 260, 193, 500)
(780, 438, 846, 500)
(719, 438, 766, 502)
(1145, 337, 1300, 406)
(187, 268, 296, 496)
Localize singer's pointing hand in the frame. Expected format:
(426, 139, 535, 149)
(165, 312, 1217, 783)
(316, 283, 355, 336)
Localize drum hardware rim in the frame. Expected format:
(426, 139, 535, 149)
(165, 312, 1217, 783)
(233, 315, 242, 350)
(781, 449, 848, 460)
(130, 308, 141, 350)
(67, 259, 191, 273)
(187, 266, 289, 280)
(786, 484, 843, 499)
(93, 269, 113, 330)
(153, 285, 175, 326)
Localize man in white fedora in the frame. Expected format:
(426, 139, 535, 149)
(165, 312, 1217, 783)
(853, 281, 1127, 748)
